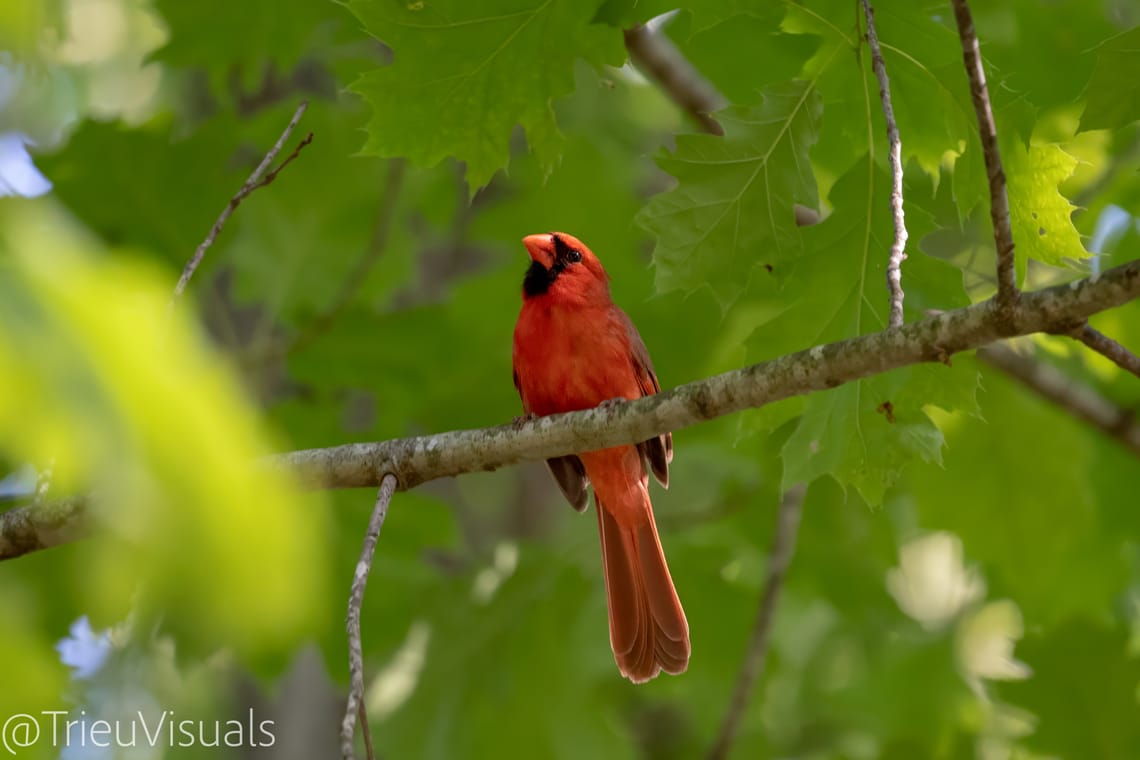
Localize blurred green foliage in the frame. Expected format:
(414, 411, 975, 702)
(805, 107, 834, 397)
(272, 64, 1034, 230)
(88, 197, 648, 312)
(4, 0, 1140, 758)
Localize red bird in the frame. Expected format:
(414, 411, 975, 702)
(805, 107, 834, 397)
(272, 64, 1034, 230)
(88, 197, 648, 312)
(512, 232, 690, 683)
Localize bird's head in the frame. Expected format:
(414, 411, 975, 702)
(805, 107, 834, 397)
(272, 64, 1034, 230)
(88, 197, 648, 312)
(520, 232, 610, 302)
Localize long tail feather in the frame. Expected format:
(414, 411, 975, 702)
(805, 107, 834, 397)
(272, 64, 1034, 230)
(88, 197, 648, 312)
(596, 497, 690, 683)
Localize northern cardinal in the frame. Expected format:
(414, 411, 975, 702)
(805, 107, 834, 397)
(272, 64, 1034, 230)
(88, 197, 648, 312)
(512, 232, 690, 682)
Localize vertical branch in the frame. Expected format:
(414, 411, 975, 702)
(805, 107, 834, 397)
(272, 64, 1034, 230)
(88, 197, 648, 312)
(950, 0, 1019, 317)
(708, 485, 806, 760)
(341, 473, 398, 760)
(861, 0, 908, 328)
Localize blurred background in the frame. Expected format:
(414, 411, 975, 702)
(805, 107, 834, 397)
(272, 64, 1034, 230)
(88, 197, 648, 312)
(2, 0, 1140, 758)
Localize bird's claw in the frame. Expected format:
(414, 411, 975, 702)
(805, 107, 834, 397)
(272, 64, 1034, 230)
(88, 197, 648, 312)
(512, 412, 537, 431)
(597, 397, 629, 411)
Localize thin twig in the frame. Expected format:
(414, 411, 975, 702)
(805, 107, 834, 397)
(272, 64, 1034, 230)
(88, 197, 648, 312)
(341, 474, 396, 760)
(861, 0, 908, 328)
(7, 259, 1140, 561)
(255, 132, 313, 189)
(978, 345, 1140, 458)
(290, 159, 406, 355)
(1069, 324, 1140, 380)
(950, 0, 1018, 319)
(170, 101, 313, 304)
(708, 485, 806, 760)
(624, 24, 726, 135)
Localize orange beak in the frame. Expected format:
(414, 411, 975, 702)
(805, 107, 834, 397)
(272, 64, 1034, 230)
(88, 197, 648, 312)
(522, 233, 554, 266)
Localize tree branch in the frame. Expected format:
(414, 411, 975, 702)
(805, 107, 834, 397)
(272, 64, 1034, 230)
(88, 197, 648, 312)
(708, 485, 805, 760)
(624, 23, 726, 136)
(1069, 324, 1140, 380)
(171, 101, 313, 304)
(978, 345, 1140, 457)
(950, 0, 1018, 316)
(861, 0, 908, 328)
(341, 474, 396, 760)
(5, 259, 1139, 561)
(270, 260, 1138, 492)
(0, 496, 88, 559)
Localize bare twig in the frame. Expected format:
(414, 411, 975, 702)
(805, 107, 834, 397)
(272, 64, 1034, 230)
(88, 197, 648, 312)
(709, 485, 806, 760)
(6, 259, 1140, 560)
(950, 0, 1018, 318)
(290, 159, 406, 355)
(861, 0, 908, 328)
(1069, 324, 1140, 380)
(341, 474, 396, 760)
(256, 132, 314, 188)
(171, 101, 313, 303)
(624, 24, 726, 135)
(978, 345, 1140, 458)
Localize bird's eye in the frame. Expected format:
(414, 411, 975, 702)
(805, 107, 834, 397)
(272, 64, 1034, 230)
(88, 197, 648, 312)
(567, 249, 582, 263)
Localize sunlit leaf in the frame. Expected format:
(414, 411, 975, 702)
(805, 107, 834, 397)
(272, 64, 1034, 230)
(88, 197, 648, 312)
(0, 199, 329, 661)
(1004, 138, 1087, 280)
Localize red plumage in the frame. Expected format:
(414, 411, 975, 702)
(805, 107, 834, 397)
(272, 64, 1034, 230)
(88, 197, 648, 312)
(512, 232, 690, 683)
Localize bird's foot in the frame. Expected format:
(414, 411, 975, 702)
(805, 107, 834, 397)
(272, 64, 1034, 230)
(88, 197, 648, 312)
(512, 412, 537, 431)
(597, 397, 630, 412)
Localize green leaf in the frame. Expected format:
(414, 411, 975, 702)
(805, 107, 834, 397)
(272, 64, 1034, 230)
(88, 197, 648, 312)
(375, 544, 638, 759)
(637, 81, 822, 309)
(347, 0, 625, 191)
(783, 0, 988, 217)
(975, 1, 1114, 117)
(152, 0, 351, 92)
(1004, 138, 1087, 280)
(905, 362, 1123, 624)
(591, 0, 674, 27)
(0, 199, 330, 664)
(39, 121, 230, 266)
(1000, 619, 1140, 758)
(668, 7, 822, 108)
(1080, 25, 1140, 133)
(745, 157, 979, 505)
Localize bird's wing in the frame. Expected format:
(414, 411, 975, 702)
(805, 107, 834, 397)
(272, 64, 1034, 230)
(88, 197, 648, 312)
(619, 310, 673, 489)
(514, 369, 591, 512)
